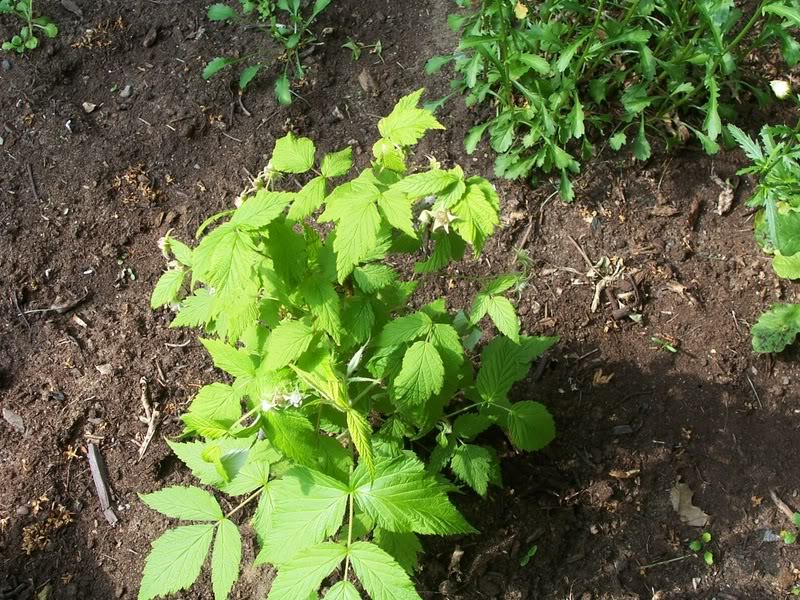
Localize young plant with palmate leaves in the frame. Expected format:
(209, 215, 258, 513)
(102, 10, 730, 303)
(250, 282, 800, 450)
(428, 0, 800, 201)
(204, 0, 332, 104)
(141, 89, 558, 600)
(0, 0, 58, 53)
(729, 109, 800, 353)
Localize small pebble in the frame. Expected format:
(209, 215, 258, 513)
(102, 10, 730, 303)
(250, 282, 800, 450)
(143, 27, 158, 48)
(16, 505, 29, 516)
(1, 58, 11, 71)
(120, 85, 133, 98)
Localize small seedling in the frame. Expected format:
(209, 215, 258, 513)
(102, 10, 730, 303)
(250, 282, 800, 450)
(519, 544, 538, 567)
(688, 531, 713, 565)
(651, 337, 678, 353)
(0, 0, 58, 53)
(342, 37, 383, 62)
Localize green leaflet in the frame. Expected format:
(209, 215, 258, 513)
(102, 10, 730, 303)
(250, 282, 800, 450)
(377, 312, 433, 347)
(267, 542, 347, 600)
(450, 444, 492, 496)
(200, 338, 258, 379)
(322, 581, 361, 600)
(351, 454, 475, 535)
(476, 336, 558, 402)
(272, 133, 316, 174)
(138, 524, 215, 600)
(231, 190, 294, 229)
(188, 383, 242, 425)
(288, 176, 327, 222)
(151, 269, 186, 309)
(374, 528, 423, 575)
(348, 541, 422, 600)
(506, 401, 556, 451)
(773, 252, 800, 279)
(377, 89, 444, 146)
(752, 304, 800, 353)
(262, 410, 320, 468)
(140, 486, 223, 521)
(393, 341, 445, 406)
(212, 519, 242, 600)
(256, 467, 348, 566)
(485, 296, 520, 342)
(321, 147, 354, 178)
(264, 320, 315, 370)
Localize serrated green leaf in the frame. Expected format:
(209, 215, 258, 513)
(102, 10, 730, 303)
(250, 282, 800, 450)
(373, 528, 422, 575)
(151, 269, 186, 309)
(378, 89, 444, 147)
(257, 467, 349, 566)
(222, 440, 274, 496)
(376, 187, 416, 237)
(172, 288, 215, 328)
(703, 75, 721, 141)
(450, 183, 499, 253)
(193, 224, 259, 295)
(425, 55, 453, 74)
(200, 338, 258, 378)
(138, 524, 215, 600)
(321, 147, 353, 178)
(609, 132, 627, 151)
(168, 438, 254, 488)
(267, 542, 347, 600)
(231, 190, 293, 228)
(353, 264, 397, 293)
(182, 413, 233, 439)
(264, 320, 315, 370)
(453, 413, 493, 440)
(323, 581, 361, 600)
(288, 176, 327, 221)
(263, 410, 319, 467)
(275, 72, 292, 106)
(476, 336, 558, 402)
(272, 133, 316, 174)
(140, 486, 223, 521)
(189, 383, 242, 425)
(347, 408, 375, 476)
(450, 444, 491, 496)
(752, 303, 800, 353)
(393, 341, 444, 406)
(212, 519, 241, 600)
(486, 296, 520, 342)
(728, 125, 764, 162)
(632, 117, 651, 161)
(764, 3, 800, 26)
(506, 401, 555, 451)
(377, 312, 432, 347)
(348, 541, 421, 600)
(393, 169, 459, 198)
(773, 252, 800, 279)
(429, 323, 465, 374)
(351, 454, 475, 535)
(208, 3, 237, 21)
(252, 484, 275, 545)
(302, 275, 343, 342)
(333, 196, 381, 282)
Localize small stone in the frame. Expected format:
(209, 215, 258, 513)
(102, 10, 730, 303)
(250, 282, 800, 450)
(48, 391, 66, 402)
(82, 102, 97, 113)
(115, 584, 126, 598)
(1, 59, 11, 71)
(611, 424, 633, 435)
(16, 505, 29, 516)
(95, 363, 113, 376)
(143, 27, 158, 48)
(120, 85, 133, 98)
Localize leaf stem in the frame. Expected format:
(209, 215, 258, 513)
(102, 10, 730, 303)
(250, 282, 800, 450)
(224, 487, 263, 520)
(725, 0, 770, 55)
(230, 406, 260, 433)
(494, 0, 513, 107)
(343, 470, 355, 580)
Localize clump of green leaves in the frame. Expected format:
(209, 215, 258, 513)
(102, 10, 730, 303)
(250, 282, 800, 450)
(0, 0, 58, 53)
(141, 90, 558, 600)
(730, 119, 800, 353)
(429, 0, 800, 200)
(688, 531, 713, 565)
(779, 512, 800, 544)
(204, 0, 333, 104)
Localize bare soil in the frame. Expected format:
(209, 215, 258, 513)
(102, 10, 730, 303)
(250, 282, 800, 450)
(2, 1, 800, 599)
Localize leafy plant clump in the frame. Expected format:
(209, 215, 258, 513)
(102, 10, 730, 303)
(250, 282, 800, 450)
(730, 114, 800, 353)
(140, 90, 558, 600)
(0, 0, 58, 53)
(428, 0, 800, 200)
(204, 0, 333, 105)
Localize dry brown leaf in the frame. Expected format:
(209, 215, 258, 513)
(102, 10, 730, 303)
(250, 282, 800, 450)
(593, 369, 614, 386)
(650, 205, 680, 217)
(609, 469, 640, 479)
(712, 174, 734, 216)
(670, 481, 709, 527)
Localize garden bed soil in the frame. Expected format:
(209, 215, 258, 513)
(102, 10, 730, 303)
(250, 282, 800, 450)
(2, 1, 800, 598)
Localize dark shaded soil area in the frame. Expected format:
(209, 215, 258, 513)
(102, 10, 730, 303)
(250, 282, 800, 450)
(1, 1, 800, 599)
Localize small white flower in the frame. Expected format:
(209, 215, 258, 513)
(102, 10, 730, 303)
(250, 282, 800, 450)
(770, 79, 791, 99)
(283, 389, 304, 408)
(260, 399, 276, 412)
(157, 233, 171, 259)
(431, 209, 458, 233)
(234, 195, 245, 208)
(418, 209, 433, 225)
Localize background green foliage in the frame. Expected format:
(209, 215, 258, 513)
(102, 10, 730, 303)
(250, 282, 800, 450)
(0, 0, 58, 53)
(429, 0, 800, 200)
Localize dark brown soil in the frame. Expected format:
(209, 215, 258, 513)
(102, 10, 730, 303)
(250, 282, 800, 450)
(2, 1, 799, 599)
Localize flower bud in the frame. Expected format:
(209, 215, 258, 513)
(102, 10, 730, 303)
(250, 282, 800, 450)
(770, 79, 791, 100)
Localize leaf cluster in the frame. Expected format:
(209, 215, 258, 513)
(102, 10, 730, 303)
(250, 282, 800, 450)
(141, 90, 558, 599)
(204, 0, 333, 104)
(0, 0, 58, 53)
(429, 0, 800, 200)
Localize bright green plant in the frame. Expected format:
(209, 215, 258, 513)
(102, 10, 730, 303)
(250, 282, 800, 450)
(140, 90, 558, 600)
(730, 111, 800, 353)
(0, 0, 58, 53)
(428, 0, 800, 200)
(204, 0, 333, 104)
(688, 531, 713, 565)
(779, 512, 800, 544)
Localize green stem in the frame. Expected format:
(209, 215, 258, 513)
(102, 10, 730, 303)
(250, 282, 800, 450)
(494, 0, 513, 107)
(575, 0, 605, 75)
(343, 470, 355, 580)
(230, 406, 259, 433)
(725, 0, 770, 55)
(350, 381, 379, 406)
(224, 487, 263, 520)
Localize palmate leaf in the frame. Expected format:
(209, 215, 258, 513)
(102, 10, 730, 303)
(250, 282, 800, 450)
(200, 338, 258, 378)
(138, 524, 215, 600)
(212, 519, 241, 600)
(348, 541, 421, 600)
(449, 183, 499, 253)
(267, 542, 347, 600)
(264, 320, 315, 370)
(230, 190, 293, 228)
(272, 133, 316, 174)
(351, 454, 475, 535)
(256, 467, 349, 566)
(476, 336, 559, 402)
(377, 88, 444, 147)
(377, 312, 433, 347)
(140, 486, 223, 521)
